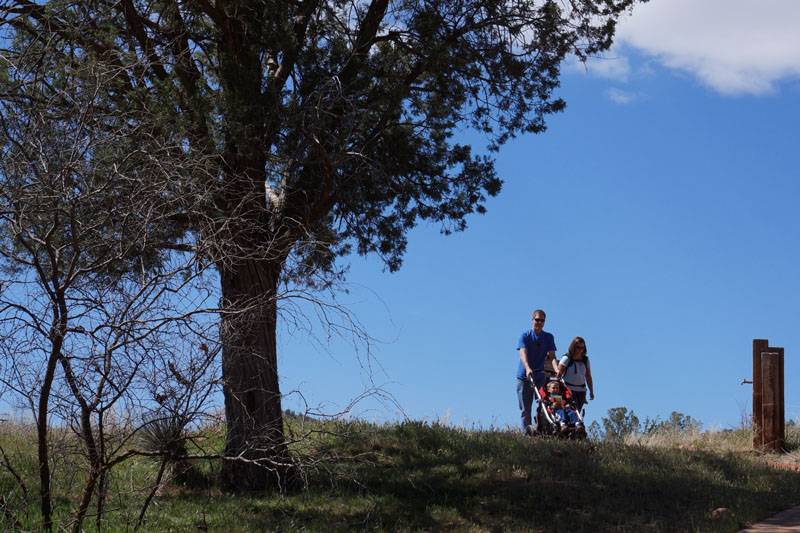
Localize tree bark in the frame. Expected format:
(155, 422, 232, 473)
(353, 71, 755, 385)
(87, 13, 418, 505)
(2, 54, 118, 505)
(37, 348, 59, 532)
(218, 257, 290, 491)
(38, 290, 69, 532)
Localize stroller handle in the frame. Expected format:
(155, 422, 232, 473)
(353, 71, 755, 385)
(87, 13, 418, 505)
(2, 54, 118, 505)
(529, 370, 566, 389)
(530, 372, 590, 405)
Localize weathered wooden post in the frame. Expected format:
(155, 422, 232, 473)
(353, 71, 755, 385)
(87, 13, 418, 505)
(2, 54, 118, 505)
(752, 339, 785, 453)
(752, 339, 766, 449)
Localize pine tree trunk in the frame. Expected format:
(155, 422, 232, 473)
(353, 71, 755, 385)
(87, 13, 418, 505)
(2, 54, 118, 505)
(218, 258, 290, 491)
(215, 21, 292, 486)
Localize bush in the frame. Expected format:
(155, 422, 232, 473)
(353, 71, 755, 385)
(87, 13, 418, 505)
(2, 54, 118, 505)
(139, 415, 196, 485)
(649, 411, 702, 433)
(595, 408, 702, 442)
(600, 407, 641, 441)
(785, 419, 800, 452)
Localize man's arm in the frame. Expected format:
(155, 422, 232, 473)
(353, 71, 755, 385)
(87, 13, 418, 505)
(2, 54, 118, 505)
(556, 361, 567, 379)
(520, 348, 533, 378)
(546, 351, 558, 375)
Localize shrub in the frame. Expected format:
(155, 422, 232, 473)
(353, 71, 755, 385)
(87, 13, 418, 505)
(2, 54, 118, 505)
(139, 416, 196, 485)
(600, 407, 641, 441)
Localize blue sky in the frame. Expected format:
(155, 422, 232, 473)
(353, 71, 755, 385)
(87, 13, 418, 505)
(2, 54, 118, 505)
(279, 0, 800, 431)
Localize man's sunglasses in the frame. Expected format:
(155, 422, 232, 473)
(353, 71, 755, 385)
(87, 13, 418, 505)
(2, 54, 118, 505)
(534, 318, 545, 323)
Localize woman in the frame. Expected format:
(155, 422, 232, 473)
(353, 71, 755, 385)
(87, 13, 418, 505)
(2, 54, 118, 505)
(556, 336, 594, 412)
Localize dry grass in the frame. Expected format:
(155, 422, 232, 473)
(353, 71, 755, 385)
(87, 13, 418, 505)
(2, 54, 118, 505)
(626, 426, 752, 452)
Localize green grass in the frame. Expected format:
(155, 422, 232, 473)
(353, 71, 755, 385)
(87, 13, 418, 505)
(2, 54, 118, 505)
(2, 418, 799, 532)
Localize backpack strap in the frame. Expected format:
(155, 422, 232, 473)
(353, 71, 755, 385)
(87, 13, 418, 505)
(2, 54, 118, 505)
(566, 355, 588, 371)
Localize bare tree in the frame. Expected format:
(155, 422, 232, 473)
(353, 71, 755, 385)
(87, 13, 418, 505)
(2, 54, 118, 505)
(0, 56, 221, 531)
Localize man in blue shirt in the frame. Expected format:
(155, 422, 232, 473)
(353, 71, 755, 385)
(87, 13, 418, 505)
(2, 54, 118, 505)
(516, 309, 557, 434)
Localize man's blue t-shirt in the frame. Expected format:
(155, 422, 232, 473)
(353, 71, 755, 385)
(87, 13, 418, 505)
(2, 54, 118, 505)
(516, 330, 556, 380)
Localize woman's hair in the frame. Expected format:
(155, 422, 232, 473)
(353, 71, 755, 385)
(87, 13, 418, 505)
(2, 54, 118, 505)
(568, 336, 588, 357)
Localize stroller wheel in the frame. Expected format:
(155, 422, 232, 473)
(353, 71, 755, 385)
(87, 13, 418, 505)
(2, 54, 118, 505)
(571, 427, 587, 439)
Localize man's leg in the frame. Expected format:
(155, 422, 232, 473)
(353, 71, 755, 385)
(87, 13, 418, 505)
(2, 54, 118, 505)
(517, 379, 534, 431)
(532, 374, 546, 427)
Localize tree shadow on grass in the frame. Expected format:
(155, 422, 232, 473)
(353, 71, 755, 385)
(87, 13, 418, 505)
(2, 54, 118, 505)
(299, 422, 800, 532)
(148, 422, 800, 532)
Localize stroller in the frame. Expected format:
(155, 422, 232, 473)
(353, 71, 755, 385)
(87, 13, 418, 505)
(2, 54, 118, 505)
(531, 373, 587, 439)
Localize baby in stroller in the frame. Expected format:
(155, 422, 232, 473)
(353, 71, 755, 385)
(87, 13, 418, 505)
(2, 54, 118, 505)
(536, 379, 585, 436)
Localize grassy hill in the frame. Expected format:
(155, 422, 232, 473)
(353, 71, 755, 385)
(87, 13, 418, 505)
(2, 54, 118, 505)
(1, 418, 799, 531)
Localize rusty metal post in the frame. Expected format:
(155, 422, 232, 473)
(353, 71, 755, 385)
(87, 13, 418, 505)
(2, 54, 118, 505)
(761, 352, 780, 452)
(752, 340, 785, 453)
(778, 347, 785, 448)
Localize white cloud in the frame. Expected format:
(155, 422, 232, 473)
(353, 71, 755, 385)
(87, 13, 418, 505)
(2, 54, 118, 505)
(614, 0, 800, 95)
(605, 87, 639, 104)
(566, 54, 631, 81)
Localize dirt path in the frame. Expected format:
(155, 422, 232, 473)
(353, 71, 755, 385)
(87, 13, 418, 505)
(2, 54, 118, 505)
(737, 461, 800, 532)
(738, 504, 800, 532)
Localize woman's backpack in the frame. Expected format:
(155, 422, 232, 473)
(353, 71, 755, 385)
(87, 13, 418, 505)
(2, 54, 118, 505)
(564, 354, 589, 373)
